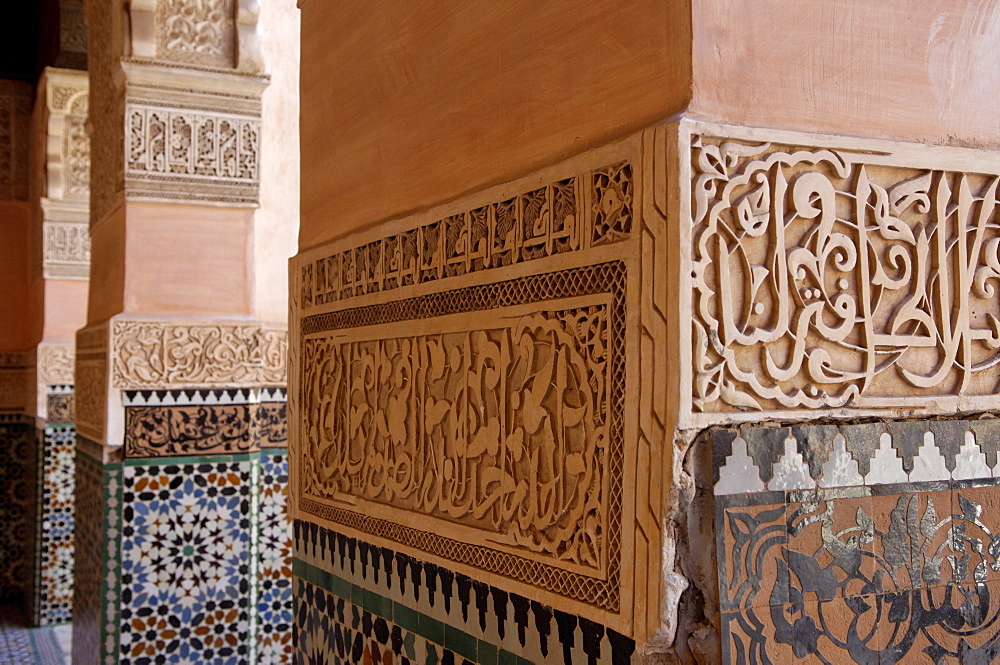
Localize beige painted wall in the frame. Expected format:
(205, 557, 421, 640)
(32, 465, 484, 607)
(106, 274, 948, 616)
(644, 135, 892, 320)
(254, 0, 301, 324)
(690, 0, 1000, 148)
(298, 0, 691, 249)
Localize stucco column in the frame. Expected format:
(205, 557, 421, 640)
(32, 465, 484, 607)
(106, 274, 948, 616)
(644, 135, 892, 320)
(73, 2, 298, 664)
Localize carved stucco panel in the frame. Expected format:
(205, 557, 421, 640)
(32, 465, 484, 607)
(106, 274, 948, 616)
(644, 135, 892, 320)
(680, 120, 1000, 427)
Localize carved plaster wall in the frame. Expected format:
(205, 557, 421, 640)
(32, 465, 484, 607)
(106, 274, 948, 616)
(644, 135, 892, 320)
(75, 318, 286, 445)
(292, 134, 669, 649)
(675, 120, 1000, 429)
(40, 69, 90, 280)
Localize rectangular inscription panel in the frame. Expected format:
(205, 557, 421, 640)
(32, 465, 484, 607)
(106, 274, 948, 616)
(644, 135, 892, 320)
(299, 262, 625, 612)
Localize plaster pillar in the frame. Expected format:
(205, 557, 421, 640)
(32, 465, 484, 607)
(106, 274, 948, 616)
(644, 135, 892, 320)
(28, 67, 91, 627)
(73, 1, 298, 663)
(0, 78, 39, 615)
(289, 2, 1000, 665)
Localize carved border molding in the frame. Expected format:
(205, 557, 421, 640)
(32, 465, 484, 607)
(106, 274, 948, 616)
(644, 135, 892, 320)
(677, 120, 1000, 428)
(298, 162, 633, 313)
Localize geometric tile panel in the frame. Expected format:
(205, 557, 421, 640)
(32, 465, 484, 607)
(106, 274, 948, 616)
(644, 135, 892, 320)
(713, 418, 1000, 664)
(119, 458, 252, 665)
(294, 521, 637, 665)
(0, 417, 35, 606)
(33, 425, 75, 625)
(258, 451, 291, 664)
(71, 449, 105, 665)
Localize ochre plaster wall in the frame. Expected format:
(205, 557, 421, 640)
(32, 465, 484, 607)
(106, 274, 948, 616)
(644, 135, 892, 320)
(298, 0, 691, 249)
(87, 203, 254, 322)
(690, 0, 1000, 148)
(0, 202, 38, 350)
(41, 279, 87, 340)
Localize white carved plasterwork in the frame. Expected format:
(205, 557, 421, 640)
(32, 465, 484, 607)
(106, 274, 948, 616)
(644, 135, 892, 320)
(110, 319, 286, 389)
(42, 218, 91, 279)
(37, 344, 75, 385)
(63, 112, 90, 200)
(680, 120, 1000, 426)
(156, 0, 236, 68)
(124, 100, 260, 205)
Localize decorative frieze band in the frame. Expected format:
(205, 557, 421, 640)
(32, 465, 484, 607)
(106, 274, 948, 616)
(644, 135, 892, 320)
(75, 319, 287, 444)
(124, 100, 261, 206)
(680, 120, 1000, 426)
(37, 344, 75, 385)
(298, 161, 633, 312)
(111, 320, 285, 389)
(42, 219, 90, 279)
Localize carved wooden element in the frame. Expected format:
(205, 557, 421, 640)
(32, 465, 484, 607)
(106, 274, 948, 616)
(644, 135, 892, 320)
(0, 81, 32, 201)
(292, 138, 661, 635)
(75, 325, 108, 442)
(682, 121, 1000, 422)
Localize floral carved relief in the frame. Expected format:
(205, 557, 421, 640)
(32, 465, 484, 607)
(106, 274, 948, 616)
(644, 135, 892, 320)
(156, 0, 235, 68)
(687, 126, 1000, 417)
(111, 321, 285, 389)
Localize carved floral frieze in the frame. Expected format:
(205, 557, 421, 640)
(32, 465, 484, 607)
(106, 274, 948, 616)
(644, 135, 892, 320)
(156, 0, 236, 68)
(111, 320, 286, 389)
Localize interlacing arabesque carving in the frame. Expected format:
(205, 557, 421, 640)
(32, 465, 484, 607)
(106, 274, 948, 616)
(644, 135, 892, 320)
(111, 321, 286, 389)
(38, 345, 75, 385)
(303, 307, 608, 568)
(157, 0, 235, 67)
(126, 103, 259, 183)
(300, 162, 633, 309)
(691, 137, 1000, 412)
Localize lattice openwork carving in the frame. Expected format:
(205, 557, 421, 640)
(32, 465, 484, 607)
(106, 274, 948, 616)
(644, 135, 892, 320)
(688, 128, 1000, 415)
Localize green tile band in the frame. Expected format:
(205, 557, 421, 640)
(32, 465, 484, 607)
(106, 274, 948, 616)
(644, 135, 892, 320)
(292, 558, 525, 664)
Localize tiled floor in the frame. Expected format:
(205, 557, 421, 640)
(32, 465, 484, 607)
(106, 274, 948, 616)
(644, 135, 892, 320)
(0, 605, 69, 665)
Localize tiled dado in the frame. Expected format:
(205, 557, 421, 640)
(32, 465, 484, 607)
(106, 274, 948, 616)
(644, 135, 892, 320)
(31, 424, 76, 625)
(73, 441, 292, 665)
(123, 387, 287, 457)
(0, 415, 35, 605)
(294, 522, 636, 665)
(712, 419, 1000, 664)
